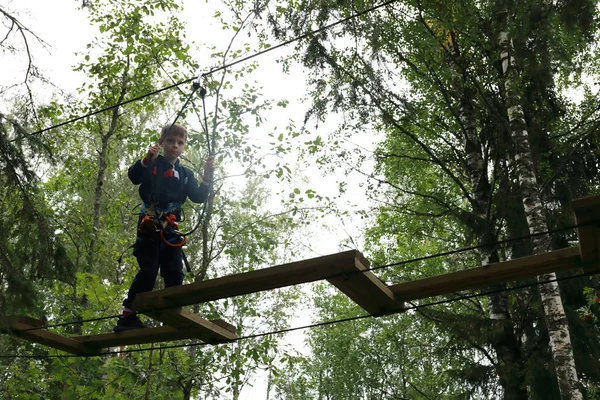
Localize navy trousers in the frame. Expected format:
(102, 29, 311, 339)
(123, 232, 184, 309)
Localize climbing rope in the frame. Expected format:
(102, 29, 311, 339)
(163, 75, 214, 242)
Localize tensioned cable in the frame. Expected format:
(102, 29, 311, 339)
(11, 217, 600, 333)
(369, 218, 597, 272)
(2, 269, 596, 359)
(11, 0, 400, 142)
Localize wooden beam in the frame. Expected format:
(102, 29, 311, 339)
(210, 319, 236, 334)
(75, 315, 235, 349)
(0, 315, 97, 355)
(133, 250, 362, 311)
(572, 195, 600, 268)
(388, 247, 582, 302)
(73, 323, 234, 349)
(326, 252, 404, 315)
(141, 307, 237, 343)
(0, 315, 42, 331)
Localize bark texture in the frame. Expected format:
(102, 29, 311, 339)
(460, 86, 526, 399)
(449, 28, 527, 397)
(500, 23, 583, 400)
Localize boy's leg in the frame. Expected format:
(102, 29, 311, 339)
(114, 237, 159, 331)
(160, 244, 184, 288)
(124, 237, 161, 307)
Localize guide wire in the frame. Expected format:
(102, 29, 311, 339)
(369, 217, 600, 272)
(1, 268, 596, 359)
(9, 0, 400, 142)
(7, 218, 599, 334)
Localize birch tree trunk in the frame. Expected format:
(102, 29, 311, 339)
(445, 26, 527, 397)
(499, 16, 583, 400)
(460, 86, 526, 399)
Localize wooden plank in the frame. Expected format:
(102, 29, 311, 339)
(210, 319, 236, 334)
(133, 250, 361, 311)
(141, 307, 237, 343)
(388, 247, 582, 302)
(0, 315, 96, 355)
(0, 315, 42, 331)
(73, 323, 233, 349)
(572, 194, 600, 267)
(326, 252, 404, 315)
(75, 315, 235, 349)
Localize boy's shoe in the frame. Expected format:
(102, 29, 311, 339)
(113, 314, 148, 332)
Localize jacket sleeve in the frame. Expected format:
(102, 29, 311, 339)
(128, 160, 148, 185)
(185, 168, 210, 204)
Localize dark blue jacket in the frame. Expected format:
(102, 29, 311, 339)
(128, 155, 209, 219)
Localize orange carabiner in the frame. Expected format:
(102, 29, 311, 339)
(164, 213, 177, 227)
(160, 230, 187, 247)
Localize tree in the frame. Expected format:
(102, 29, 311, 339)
(263, 0, 600, 397)
(0, 1, 60, 316)
(0, 5, 49, 111)
(0, 112, 54, 313)
(497, 3, 582, 397)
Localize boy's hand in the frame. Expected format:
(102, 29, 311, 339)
(202, 156, 215, 183)
(142, 142, 161, 166)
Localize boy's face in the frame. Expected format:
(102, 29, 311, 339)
(161, 132, 187, 163)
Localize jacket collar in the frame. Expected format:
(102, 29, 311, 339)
(155, 155, 180, 168)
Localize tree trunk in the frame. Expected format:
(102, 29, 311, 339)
(460, 85, 527, 399)
(145, 344, 154, 400)
(499, 18, 583, 400)
(449, 24, 527, 395)
(89, 127, 109, 270)
(182, 379, 193, 400)
(266, 364, 272, 400)
(88, 82, 127, 271)
(197, 189, 215, 282)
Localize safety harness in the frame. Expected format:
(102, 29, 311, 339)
(142, 160, 189, 248)
(138, 210, 187, 249)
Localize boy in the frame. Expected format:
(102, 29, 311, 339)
(114, 124, 214, 331)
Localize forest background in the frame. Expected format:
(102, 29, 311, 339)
(1, 0, 600, 399)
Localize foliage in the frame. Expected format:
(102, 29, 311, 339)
(0, 109, 56, 314)
(4, 0, 600, 397)
(263, 0, 600, 398)
(1, 0, 310, 399)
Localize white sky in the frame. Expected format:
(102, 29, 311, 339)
(1, 1, 379, 398)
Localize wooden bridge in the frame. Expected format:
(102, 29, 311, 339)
(1, 195, 599, 355)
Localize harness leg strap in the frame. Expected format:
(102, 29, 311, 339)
(182, 250, 191, 273)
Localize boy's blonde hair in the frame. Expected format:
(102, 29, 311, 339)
(159, 124, 187, 144)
